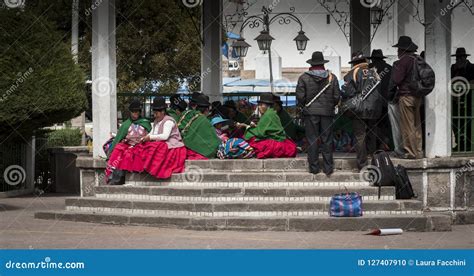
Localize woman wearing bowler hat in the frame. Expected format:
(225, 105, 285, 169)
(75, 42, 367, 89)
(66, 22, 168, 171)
(243, 93, 297, 159)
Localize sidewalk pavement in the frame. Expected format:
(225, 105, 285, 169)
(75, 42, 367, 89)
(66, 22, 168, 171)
(1, 194, 473, 249)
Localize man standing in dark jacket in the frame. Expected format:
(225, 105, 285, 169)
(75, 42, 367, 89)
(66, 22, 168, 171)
(296, 51, 341, 176)
(451, 47, 474, 82)
(341, 51, 382, 171)
(369, 49, 392, 151)
(391, 36, 423, 159)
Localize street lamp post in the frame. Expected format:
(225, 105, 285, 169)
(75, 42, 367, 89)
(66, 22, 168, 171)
(231, 6, 309, 94)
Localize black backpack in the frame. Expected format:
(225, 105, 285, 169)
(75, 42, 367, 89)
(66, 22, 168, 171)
(395, 165, 417, 199)
(409, 55, 435, 97)
(371, 150, 398, 199)
(341, 67, 382, 118)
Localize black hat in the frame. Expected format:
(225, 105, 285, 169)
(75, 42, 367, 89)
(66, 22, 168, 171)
(223, 100, 237, 110)
(170, 94, 187, 111)
(152, 96, 167, 111)
(190, 92, 201, 104)
(257, 93, 274, 105)
(211, 101, 222, 109)
(392, 36, 418, 52)
(273, 95, 283, 105)
(195, 94, 211, 107)
(128, 98, 142, 111)
(369, 49, 387, 59)
(452, 47, 470, 57)
(349, 51, 367, 64)
(306, 51, 329, 66)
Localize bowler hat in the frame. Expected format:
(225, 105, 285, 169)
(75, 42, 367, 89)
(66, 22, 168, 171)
(348, 51, 367, 64)
(451, 47, 470, 57)
(211, 116, 228, 126)
(369, 49, 387, 59)
(190, 92, 201, 103)
(257, 93, 274, 105)
(170, 94, 187, 111)
(195, 94, 211, 107)
(223, 100, 237, 110)
(128, 98, 142, 111)
(306, 51, 329, 66)
(392, 36, 418, 52)
(152, 96, 167, 111)
(273, 95, 283, 105)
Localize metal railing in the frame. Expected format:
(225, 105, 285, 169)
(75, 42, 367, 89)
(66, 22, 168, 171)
(452, 88, 474, 155)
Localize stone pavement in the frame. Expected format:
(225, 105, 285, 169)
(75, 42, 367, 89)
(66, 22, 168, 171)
(1, 194, 473, 249)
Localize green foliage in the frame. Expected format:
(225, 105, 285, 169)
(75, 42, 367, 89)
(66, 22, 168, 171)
(46, 128, 82, 148)
(0, 8, 87, 140)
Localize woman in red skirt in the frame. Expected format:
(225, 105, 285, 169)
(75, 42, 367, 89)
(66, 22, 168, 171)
(140, 97, 187, 179)
(242, 93, 297, 159)
(106, 99, 151, 184)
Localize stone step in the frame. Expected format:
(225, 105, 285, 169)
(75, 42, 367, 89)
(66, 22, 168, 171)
(94, 186, 396, 201)
(64, 198, 422, 217)
(126, 171, 366, 185)
(35, 211, 452, 232)
(184, 158, 358, 172)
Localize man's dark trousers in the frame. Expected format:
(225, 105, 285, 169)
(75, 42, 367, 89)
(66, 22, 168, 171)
(352, 118, 377, 170)
(305, 115, 334, 174)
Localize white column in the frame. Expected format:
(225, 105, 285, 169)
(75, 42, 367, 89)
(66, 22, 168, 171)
(201, 0, 223, 103)
(424, 0, 452, 157)
(70, 0, 86, 145)
(92, 0, 117, 158)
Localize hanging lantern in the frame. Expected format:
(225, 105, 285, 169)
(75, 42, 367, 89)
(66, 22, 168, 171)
(294, 31, 309, 53)
(254, 30, 274, 51)
(232, 38, 251, 58)
(370, 7, 384, 26)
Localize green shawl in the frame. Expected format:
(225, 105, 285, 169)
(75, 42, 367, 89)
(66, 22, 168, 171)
(167, 108, 181, 122)
(244, 108, 287, 142)
(178, 110, 220, 158)
(107, 118, 151, 158)
(277, 109, 305, 141)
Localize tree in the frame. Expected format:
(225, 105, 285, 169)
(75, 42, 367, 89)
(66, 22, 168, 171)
(0, 8, 87, 141)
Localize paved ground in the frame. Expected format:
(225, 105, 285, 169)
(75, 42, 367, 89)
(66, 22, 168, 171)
(1, 194, 473, 249)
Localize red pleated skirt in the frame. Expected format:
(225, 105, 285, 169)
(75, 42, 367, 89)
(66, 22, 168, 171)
(247, 137, 297, 159)
(186, 148, 208, 160)
(105, 142, 186, 180)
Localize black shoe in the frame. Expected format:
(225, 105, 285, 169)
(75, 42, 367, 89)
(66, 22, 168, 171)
(309, 169, 321, 175)
(324, 170, 333, 177)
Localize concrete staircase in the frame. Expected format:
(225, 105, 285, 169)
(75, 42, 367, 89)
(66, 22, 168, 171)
(35, 158, 452, 232)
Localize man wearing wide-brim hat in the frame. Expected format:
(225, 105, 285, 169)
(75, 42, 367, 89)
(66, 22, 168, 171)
(391, 35, 423, 159)
(296, 51, 341, 176)
(451, 47, 474, 82)
(368, 49, 399, 155)
(341, 51, 383, 171)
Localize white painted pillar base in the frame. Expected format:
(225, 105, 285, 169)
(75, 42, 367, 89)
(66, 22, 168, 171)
(424, 0, 452, 158)
(92, 0, 117, 158)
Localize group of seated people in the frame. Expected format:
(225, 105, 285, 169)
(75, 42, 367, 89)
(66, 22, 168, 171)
(105, 92, 298, 184)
